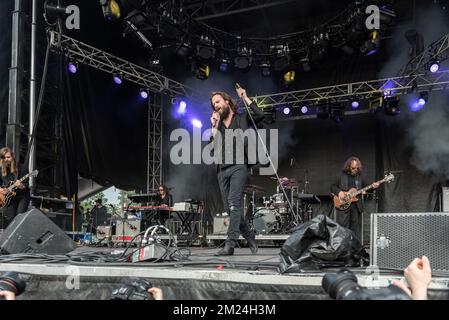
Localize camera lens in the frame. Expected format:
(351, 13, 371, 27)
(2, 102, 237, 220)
(322, 269, 359, 300)
(0, 272, 26, 296)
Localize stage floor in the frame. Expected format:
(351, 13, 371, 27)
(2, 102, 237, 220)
(1, 244, 448, 300)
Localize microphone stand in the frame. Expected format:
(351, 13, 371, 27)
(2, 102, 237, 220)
(237, 86, 302, 225)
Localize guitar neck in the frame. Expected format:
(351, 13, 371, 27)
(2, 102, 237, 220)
(7, 173, 30, 192)
(353, 178, 386, 196)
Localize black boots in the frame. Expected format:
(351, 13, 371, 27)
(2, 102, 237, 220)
(215, 242, 235, 256)
(246, 233, 258, 254)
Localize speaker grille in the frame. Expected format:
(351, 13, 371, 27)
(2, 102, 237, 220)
(371, 213, 449, 271)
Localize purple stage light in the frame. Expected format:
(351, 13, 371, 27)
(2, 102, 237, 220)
(140, 90, 148, 99)
(301, 106, 308, 114)
(283, 107, 291, 115)
(191, 119, 202, 128)
(430, 62, 439, 73)
(351, 101, 359, 109)
(178, 100, 187, 115)
(68, 62, 77, 74)
(418, 98, 426, 106)
(113, 75, 122, 85)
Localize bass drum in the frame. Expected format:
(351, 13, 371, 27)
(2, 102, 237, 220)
(252, 207, 279, 235)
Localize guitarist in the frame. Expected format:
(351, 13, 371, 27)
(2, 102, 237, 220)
(0, 147, 31, 228)
(330, 156, 379, 241)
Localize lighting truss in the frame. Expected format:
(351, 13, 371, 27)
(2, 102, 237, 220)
(400, 33, 449, 76)
(253, 70, 449, 109)
(48, 30, 198, 99)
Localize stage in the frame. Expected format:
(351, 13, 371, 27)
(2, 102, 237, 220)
(1, 245, 449, 300)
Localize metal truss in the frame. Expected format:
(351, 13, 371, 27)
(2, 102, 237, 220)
(182, 0, 297, 20)
(48, 31, 197, 99)
(400, 33, 449, 76)
(253, 70, 449, 109)
(147, 93, 163, 193)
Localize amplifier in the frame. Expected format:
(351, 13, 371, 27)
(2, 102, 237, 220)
(213, 216, 230, 235)
(114, 219, 140, 240)
(371, 212, 449, 271)
(96, 226, 112, 240)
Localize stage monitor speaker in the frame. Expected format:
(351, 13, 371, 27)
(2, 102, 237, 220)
(0, 208, 77, 255)
(371, 212, 449, 271)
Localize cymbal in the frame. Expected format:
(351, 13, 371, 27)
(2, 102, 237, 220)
(244, 184, 266, 194)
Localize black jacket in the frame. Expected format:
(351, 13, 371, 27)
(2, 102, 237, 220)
(210, 101, 265, 170)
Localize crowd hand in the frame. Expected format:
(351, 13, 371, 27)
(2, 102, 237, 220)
(0, 290, 16, 300)
(393, 256, 431, 300)
(148, 287, 163, 300)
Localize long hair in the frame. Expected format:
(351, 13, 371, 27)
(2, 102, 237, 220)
(343, 156, 363, 174)
(0, 147, 16, 177)
(159, 184, 169, 195)
(210, 91, 238, 113)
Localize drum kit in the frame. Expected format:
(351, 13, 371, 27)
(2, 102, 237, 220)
(244, 176, 318, 235)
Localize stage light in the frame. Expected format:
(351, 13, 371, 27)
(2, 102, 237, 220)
(383, 96, 400, 115)
(177, 100, 187, 115)
(283, 107, 291, 115)
(67, 61, 77, 74)
(191, 119, 203, 128)
(360, 31, 380, 56)
(411, 91, 428, 111)
(351, 100, 359, 109)
(196, 36, 216, 61)
(283, 70, 295, 84)
(176, 42, 193, 58)
(234, 47, 252, 71)
(219, 58, 231, 73)
(139, 89, 148, 99)
(329, 102, 345, 123)
(113, 73, 122, 84)
(260, 62, 271, 77)
(100, 0, 121, 21)
(301, 106, 308, 114)
(429, 60, 440, 73)
(302, 61, 311, 72)
(192, 62, 210, 80)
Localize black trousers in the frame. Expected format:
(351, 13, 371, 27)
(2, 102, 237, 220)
(217, 164, 254, 245)
(0, 190, 31, 229)
(336, 203, 362, 241)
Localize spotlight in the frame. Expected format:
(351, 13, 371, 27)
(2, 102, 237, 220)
(302, 61, 311, 72)
(301, 106, 308, 114)
(139, 89, 148, 99)
(383, 96, 400, 115)
(196, 36, 215, 61)
(234, 47, 252, 71)
(360, 31, 380, 56)
(113, 73, 122, 84)
(219, 58, 231, 73)
(100, 0, 121, 21)
(429, 60, 440, 73)
(67, 61, 77, 74)
(192, 62, 210, 80)
(191, 119, 203, 128)
(329, 102, 345, 123)
(260, 62, 271, 77)
(283, 107, 291, 115)
(283, 70, 295, 84)
(351, 98, 360, 109)
(411, 91, 429, 111)
(175, 42, 193, 58)
(177, 100, 187, 115)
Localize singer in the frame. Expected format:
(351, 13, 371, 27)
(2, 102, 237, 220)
(209, 84, 265, 256)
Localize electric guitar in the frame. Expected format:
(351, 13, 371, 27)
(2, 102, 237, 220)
(333, 173, 394, 211)
(0, 170, 39, 208)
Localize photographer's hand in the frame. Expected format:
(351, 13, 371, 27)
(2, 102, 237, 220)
(393, 256, 431, 300)
(148, 287, 163, 300)
(0, 290, 16, 300)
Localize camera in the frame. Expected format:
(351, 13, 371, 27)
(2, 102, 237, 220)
(111, 279, 153, 300)
(0, 272, 26, 300)
(322, 268, 410, 300)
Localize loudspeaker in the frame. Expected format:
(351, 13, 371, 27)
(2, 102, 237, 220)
(442, 187, 449, 212)
(213, 216, 230, 234)
(0, 208, 77, 254)
(371, 212, 449, 271)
